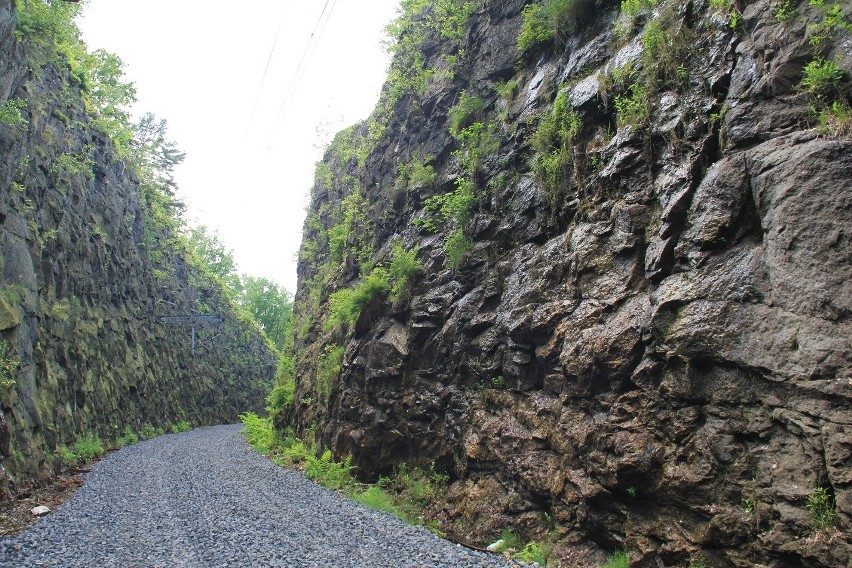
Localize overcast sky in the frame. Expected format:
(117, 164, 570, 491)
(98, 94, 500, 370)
(77, 0, 400, 293)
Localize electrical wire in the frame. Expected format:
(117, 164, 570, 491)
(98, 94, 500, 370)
(244, 0, 291, 139)
(276, 0, 337, 125)
(266, 0, 338, 146)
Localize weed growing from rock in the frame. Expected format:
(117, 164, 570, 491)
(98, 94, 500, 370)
(614, 82, 649, 127)
(267, 372, 295, 416)
(531, 90, 583, 208)
(72, 434, 104, 462)
(775, 0, 797, 22)
(517, 541, 550, 565)
(517, 0, 597, 52)
(327, 269, 390, 329)
(56, 445, 78, 465)
(602, 550, 630, 568)
(445, 228, 472, 270)
(353, 485, 400, 516)
(807, 486, 837, 531)
(801, 58, 846, 102)
(139, 425, 166, 440)
(115, 428, 139, 447)
(315, 344, 345, 399)
(449, 90, 484, 137)
(389, 244, 420, 301)
(615, 0, 657, 40)
(0, 340, 19, 390)
(239, 412, 276, 455)
(170, 421, 192, 433)
(0, 99, 27, 131)
(799, 57, 851, 136)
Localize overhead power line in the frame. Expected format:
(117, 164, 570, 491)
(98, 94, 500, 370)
(267, 0, 338, 146)
(245, 0, 291, 139)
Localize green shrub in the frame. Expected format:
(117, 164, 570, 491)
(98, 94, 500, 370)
(327, 267, 390, 328)
(139, 424, 166, 440)
(531, 90, 582, 200)
(327, 187, 369, 265)
(534, 91, 582, 150)
(615, 0, 657, 39)
(640, 6, 693, 90)
(268, 351, 296, 412)
(517, 0, 596, 52)
(518, 2, 554, 51)
(328, 221, 349, 263)
(305, 449, 355, 490)
(491, 530, 522, 553)
(602, 551, 630, 568)
(800, 57, 845, 101)
(445, 228, 472, 269)
(409, 159, 437, 187)
(448, 90, 485, 137)
(816, 100, 852, 136)
(15, 0, 81, 55)
(614, 81, 648, 127)
(807, 486, 837, 531)
(417, 177, 478, 233)
(453, 121, 498, 174)
(316, 344, 345, 398)
(0, 340, 19, 390)
(73, 434, 105, 462)
(239, 412, 275, 455)
(517, 541, 549, 564)
(709, 0, 741, 28)
(0, 99, 27, 130)
(386, 463, 448, 505)
(354, 485, 401, 515)
(398, 156, 437, 189)
(372, 462, 450, 523)
(389, 244, 420, 301)
(281, 438, 311, 464)
(115, 428, 138, 447)
(382, 0, 477, 109)
(806, 0, 852, 46)
(267, 376, 295, 414)
(775, 0, 797, 22)
(170, 421, 192, 433)
(57, 445, 78, 465)
(495, 79, 519, 101)
(50, 152, 94, 183)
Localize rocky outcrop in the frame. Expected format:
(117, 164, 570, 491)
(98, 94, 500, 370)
(288, 0, 851, 565)
(0, 0, 274, 493)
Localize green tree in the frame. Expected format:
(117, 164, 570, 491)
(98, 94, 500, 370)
(82, 49, 137, 154)
(132, 113, 186, 214)
(15, 0, 83, 53)
(185, 225, 241, 292)
(239, 276, 293, 351)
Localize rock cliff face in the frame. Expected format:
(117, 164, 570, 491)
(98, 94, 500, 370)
(0, 0, 274, 493)
(288, 0, 851, 565)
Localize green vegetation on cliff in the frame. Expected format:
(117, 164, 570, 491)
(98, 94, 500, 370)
(283, 0, 852, 565)
(0, 0, 279, 489)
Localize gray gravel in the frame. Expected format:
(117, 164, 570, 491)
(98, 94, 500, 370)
(0, 424, 514, 567)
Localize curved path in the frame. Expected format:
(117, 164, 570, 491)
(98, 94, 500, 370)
(0, 424, 512, 567)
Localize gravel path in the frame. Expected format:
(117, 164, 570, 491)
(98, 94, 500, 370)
(0, 424, 514, 567)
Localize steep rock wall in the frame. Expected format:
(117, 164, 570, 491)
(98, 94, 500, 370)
(288, 0, 851, 565)
(0, 0, 275, 492)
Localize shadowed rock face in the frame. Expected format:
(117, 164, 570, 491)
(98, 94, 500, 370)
(289, 0, 850, 565)
(0, 1, 274, 493)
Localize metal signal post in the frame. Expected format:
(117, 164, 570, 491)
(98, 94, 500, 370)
(159, 315, 222, 356)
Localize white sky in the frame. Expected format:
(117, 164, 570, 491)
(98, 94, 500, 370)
(77, 0, 400, 293)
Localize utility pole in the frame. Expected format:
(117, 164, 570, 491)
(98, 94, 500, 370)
(159, 315, 222, 356)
